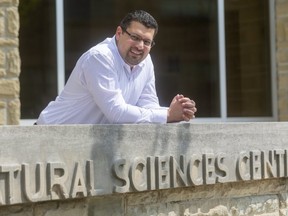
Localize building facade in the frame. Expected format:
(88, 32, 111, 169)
(0, 0, 288, 125)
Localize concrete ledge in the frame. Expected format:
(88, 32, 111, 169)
(1, 123, 288, 215)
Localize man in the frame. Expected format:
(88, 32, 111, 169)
(36, 10, 197, 124)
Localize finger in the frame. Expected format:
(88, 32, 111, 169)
(182, 113, 195, 121)
(194, 107, 197, 113)
(185, 107, 196, 115)
(178, 97, 191, 103)
(176, 94, 184, 101)
(183, 108, 194, 116)
(171, 95, 180, 103)
(182, 103, 196, 110)
(182, 114, 190, 121)
(179, 98, 196, 107)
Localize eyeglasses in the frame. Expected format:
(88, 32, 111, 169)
(122, 28, 155, 48)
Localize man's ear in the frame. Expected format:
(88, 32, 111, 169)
(115, 26, 122, 40)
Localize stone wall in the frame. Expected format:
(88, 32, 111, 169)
(0, 123, 288, 215)
(0, 0, 20, 125)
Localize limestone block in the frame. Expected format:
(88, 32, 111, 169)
(278, 192, 288, 215)
(0, 79, 19, 96)
(0, 1, 18, 9)
(88, 196, 124, 216)
(0, 100, 5, 108)
(124, 178, 288, 215)
(0, 16, 4, 36)
(279, 115, 288, 121)
(0, 0, 18, 6)
(34, 200, 88, 216)
(278, 90, 288, 115)
(0, 204, 33, 216)
(0, 49, 5, 67)
(0, 101, 5, 125)
(0, 8, 4, 16)
(7, 48, 20, 76)
(276, 48, 288, 63)
(278, 73, 288, 90)
(276, 20, 284, 42)
(0, 38, 18, 46)
(276, 17, 288, 42)
(278, 64, 288, 72)
(276, 1, 288, 17)
(0, 124, 287, 214)
(180, 196, 279, 216)
(8, 98, 20, 125)
(0, 68, 5, 77)
(282, 22, 288, 42)
(0, 114, 5, 125)
(0, 0, 11, 4)
(7, 7, 19, 37)
(126, 201, 181, 216)
(12, 0, 19, 7)
(0, 123, 288, 211)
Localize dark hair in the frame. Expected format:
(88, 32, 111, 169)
(120, 10, 158, 37)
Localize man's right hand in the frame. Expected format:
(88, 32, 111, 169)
(167, 94, 197, 123)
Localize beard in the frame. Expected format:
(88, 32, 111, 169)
(124, 48, 146, 66)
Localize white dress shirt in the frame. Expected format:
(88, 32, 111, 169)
(36, 36, 168, 124)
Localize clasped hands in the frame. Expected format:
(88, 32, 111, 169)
(167, 94, 197, 123)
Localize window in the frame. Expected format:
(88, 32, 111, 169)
(19, 0, 276, 124)
(225, 0, 272, 117)
(19, 0, 57, 120)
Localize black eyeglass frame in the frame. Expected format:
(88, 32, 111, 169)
(121, 27, 155, 48)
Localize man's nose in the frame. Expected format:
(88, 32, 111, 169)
(135, 40, 144, 49)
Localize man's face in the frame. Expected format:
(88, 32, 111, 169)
(115, 21, 155, 66)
